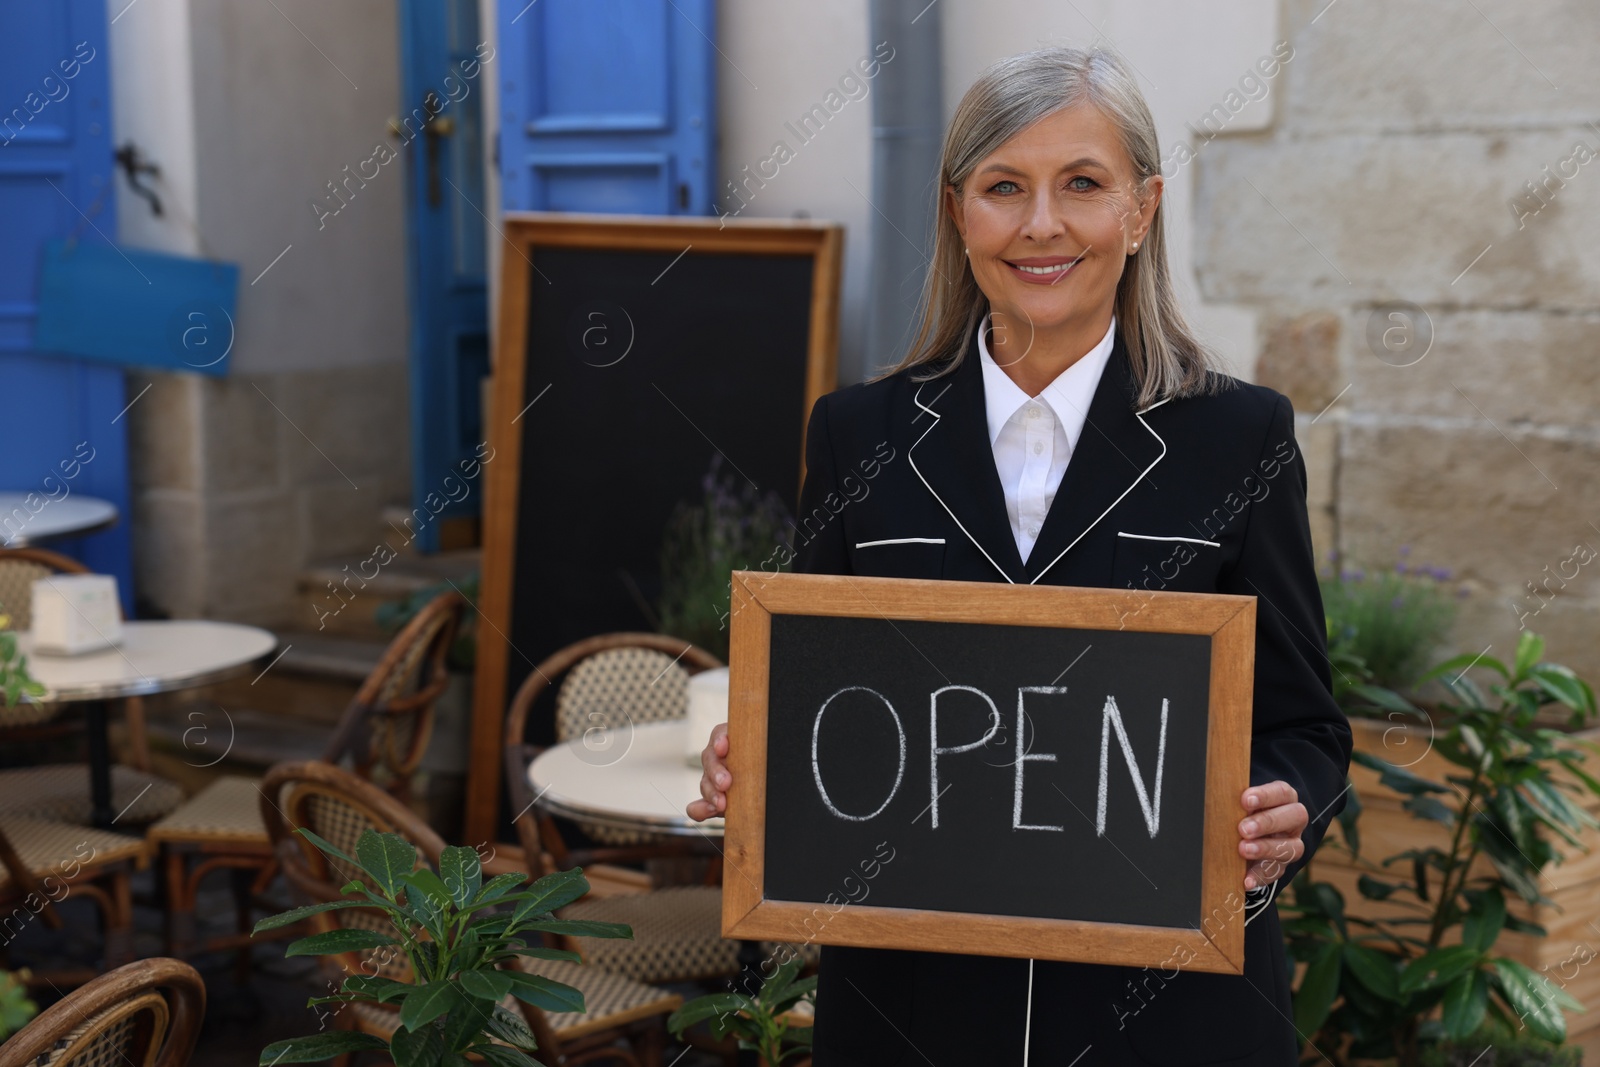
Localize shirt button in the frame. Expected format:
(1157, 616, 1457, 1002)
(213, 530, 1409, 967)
(1033, 441, 1044, 455)
(1026, 525, 1040, 538)
(1027, 406, 1041, 419)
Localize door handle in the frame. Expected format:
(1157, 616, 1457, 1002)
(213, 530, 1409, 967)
(387, 91, 456, 206)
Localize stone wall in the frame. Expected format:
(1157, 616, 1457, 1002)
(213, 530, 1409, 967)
(128, 366, 409, 626)
(1193, 0, 1600, 685)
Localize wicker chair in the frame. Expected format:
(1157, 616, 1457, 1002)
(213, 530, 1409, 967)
(147, 590, 467, 972)
(259, 760, 679, 1067)
(0, 815, 148, 982)
(0, 957, 205, 1067)
(0, 547, 181, 823)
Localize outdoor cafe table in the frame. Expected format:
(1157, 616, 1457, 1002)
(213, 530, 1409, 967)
(17, 620, 278, 827)
(529, 719, 779, 1065)
(0, 492, 119, 547)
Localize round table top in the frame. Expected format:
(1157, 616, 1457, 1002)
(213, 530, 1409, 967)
(17, 620, 279, 701)
(0, 493, 119, 547)
(527, 719, 724, 838)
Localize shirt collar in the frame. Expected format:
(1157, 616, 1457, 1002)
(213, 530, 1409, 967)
(976, 311, 1118, 447)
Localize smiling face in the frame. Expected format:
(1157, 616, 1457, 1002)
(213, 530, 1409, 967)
(945, 102, 1162, 357)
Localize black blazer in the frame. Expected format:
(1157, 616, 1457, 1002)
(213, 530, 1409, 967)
(793, 324, 1352, 1066)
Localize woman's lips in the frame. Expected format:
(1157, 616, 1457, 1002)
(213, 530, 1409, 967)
(1002, 255, 1082, 284)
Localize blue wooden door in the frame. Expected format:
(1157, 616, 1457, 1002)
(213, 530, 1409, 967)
(0, 0, 133, 614)
(497, 0, 717, 214)
(398, 0, 491, 552)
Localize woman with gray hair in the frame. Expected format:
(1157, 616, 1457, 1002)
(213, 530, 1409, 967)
(690, 44, 1349, 1065)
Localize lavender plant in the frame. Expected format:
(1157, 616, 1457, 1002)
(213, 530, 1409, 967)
(658, 454, 794, 660)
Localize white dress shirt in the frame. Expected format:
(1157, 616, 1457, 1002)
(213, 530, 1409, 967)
(976, 312, 1118, 563)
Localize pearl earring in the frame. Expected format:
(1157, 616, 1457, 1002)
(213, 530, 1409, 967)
(964, 247, 969, 256)
(1131, 242, 1139, 252)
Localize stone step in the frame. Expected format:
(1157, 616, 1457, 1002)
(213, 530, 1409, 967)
(293, 548, 479, 640)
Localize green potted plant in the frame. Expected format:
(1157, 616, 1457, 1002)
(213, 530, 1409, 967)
(1285, 631, 1600, 1064)
(255, 827, 631, 1065)
(658, 454, 794, 661)
(0, 968, 37, 1041)
(667, 954, 815, 1066)
(0, 613, 47, 708)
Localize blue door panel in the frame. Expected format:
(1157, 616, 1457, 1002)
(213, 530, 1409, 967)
(498, 0, 715, 215)
(0, 0, 132, 613)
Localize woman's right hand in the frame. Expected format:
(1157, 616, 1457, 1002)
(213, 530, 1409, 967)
(686, 722, 731, 822)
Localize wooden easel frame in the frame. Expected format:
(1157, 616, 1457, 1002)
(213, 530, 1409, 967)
(466, 214, 844, 846)
(721, 570, 1257, 974)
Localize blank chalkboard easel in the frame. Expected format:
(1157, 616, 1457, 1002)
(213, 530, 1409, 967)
(722, 570, 1257, 974)
(466, 213, 843, 845)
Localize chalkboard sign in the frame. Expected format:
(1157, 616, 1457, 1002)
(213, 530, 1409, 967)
(467, 214, 842, 844)
(722, 570, 1256, 974)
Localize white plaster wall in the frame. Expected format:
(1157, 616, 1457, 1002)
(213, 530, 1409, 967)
(108, 0, 202, 258)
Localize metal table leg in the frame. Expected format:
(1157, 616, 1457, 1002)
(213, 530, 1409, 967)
(84, 698, 115, 828)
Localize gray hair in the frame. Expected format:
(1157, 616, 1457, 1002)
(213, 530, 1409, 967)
(870, 45, 1230, 408)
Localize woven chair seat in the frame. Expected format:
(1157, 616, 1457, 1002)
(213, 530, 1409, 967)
(147, 775, 267, 845)
(347, 957, 680, 1044)
(0, 815, 147, 891)
(0, 763, 183, 825)
(563, 885, 737, 983)
(0, 698, 63, 728)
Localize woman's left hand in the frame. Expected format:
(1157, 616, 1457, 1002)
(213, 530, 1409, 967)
(1238, 781, 1307, 890)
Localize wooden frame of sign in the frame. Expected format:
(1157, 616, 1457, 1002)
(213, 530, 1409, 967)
(722, 569, 1257, 974)
(465, 214, 843, 847)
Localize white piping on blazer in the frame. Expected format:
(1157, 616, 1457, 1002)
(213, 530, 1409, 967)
(907, 381, 1172, 586)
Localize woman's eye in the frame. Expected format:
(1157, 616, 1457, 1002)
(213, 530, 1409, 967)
(1067, 175, 1099, 192)
(990, 180, 1019, 194)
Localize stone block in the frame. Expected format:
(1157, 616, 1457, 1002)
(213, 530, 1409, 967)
(203, 490, 301, 621)
(127, 373, 199, 493)
(131, 490, 204, 619)
(272, 366, 411, 489)
(1345, 307, 1600, 429)
(199, 374, 285, 493)
(1280, 0, 1600, 134)
(1337, 423, 1600, 675)
(1257, 310, 1341, 412)
(1193, 129, 1600, 308)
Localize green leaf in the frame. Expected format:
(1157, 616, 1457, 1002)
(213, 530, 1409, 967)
(441, 844, 483, 908)
(1461, 891, 1507, 952)
(293, 827, 362, 872)
(473, 1046, 544, 1067)
(390, 1018, 445, 1067)
(1420, 652, 1510, 683)
(343, 974, 413, 1004)
(460, 967, 514, 1002)
(403, 867, 454, 907)
(1349, 685, 1421, 715)
(259, 1031, 389, 1064)
(1491, 958, 1577, 1042)
(356, 830, 418, 897)
(1399, 945, 1481, 995)
(505, 971, 587, 1014)
(401, 980, 463, 1031)
(522, 918, 633, 939)
(1401, 794, 1456, 828)
(1342, 944, 1400, 1001)
(475, 871, 529, 904)
(1513, 631, 1546, 682)
(501, 945, 583, 964)
(509, 868, 591, 924)
(1440, 969, 1489, 1039)
(669, 993, 759, 1036)
(284, 927, 396, 958)
(1351, 751, 1450, 797)
(1293, 942, 1341, 1036)
(1356, 875, 1399, 901)
(253, 899, 378, 934)
(1530, 665, 1596, 716)
(486, 1004, 540, 1053)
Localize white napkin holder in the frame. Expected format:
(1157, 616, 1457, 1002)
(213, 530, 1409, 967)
(684, 666, 730, 768)
(30, 574, 123, 654)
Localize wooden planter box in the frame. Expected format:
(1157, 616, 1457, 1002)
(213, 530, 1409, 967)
(1310, 717, 1600, 1041)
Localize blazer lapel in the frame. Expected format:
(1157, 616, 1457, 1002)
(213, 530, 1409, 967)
(904, 329, 1028, 584)
(1023, 332, 1169, 585)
